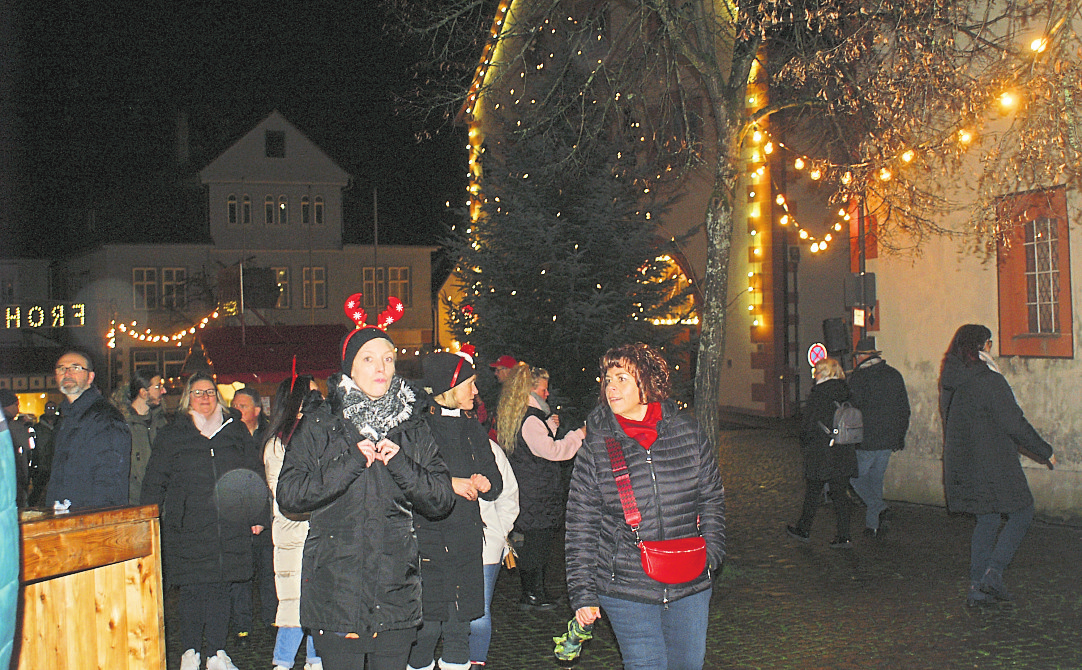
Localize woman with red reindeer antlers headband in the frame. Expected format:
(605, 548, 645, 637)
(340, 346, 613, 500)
(276, 294, 454, 670)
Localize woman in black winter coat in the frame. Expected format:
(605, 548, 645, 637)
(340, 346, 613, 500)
(406, 351, 503, 670)
(566, 343, 725, 670)
(276, 326, 455, 670)
(141, 372, 263, 670)
(941, 324, 1056, 607)
(786, 357, 857, 548)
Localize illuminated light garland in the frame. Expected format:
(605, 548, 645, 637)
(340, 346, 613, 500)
(106, 310, 222, 349)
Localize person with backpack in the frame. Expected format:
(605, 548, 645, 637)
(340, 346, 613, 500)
(786, 357, 857, 549)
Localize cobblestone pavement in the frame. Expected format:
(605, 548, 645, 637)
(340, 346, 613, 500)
(167, 422, 1082, 669)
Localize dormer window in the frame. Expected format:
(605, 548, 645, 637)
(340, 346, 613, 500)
(265, 130, 286, 158)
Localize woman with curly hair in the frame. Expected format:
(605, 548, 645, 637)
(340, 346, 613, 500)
(566, 343, 725, 670)
(497, 363, 584, 610)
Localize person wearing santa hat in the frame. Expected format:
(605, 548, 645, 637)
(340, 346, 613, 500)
(277, 322, 455, 670)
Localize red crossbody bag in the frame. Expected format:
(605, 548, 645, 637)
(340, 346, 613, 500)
(604, 436, 707, 584)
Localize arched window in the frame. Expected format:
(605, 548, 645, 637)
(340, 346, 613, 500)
(227, 194, 237, 225)
(301, 196, 311, 225)
(314, 196, 325, 225)
(242, 195, 251, 224)
(265, 196, 274, 225)
(279, 195, 289, 225)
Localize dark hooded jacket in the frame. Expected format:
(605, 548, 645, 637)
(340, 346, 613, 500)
(940, 355, 1053, 515)
(800, 378, 858, 481)
(141, 407, 261, 586)
(275, 373, 455, 637)
(415, 401, 503, 623)
(565, 400, 725, 609)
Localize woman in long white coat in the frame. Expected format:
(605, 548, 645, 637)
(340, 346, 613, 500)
(264, 375, 323, 670)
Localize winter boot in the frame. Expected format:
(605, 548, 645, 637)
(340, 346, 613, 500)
(518, 569, 555, 611)
(206, 649, 240, 670)
(179, 649, 201, 670)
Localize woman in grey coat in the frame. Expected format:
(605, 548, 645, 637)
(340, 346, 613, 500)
(941, 324, 1056, 607)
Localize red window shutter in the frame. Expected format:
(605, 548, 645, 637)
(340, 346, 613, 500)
(996, 187, 1073, 358)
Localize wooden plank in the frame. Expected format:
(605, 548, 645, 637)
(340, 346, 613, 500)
(22, 520, 152, 583)
(97, 562, 127, 669)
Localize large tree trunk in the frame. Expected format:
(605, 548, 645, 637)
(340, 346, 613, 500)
(694, 152, 738, 449)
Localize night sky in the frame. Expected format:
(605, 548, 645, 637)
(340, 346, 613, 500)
(0, 1, 466, 256)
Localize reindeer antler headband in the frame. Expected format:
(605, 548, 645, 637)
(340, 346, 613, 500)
(340, 293, 405, 372)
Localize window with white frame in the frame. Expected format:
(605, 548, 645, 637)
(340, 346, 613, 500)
(279, 195, 288, 225)
(161, 267, 187, 310)
(301, 196, 310, 225)
(314, 196, 324, 225)
(303, 266, 326, 309)
(362, 267, 385, 307)
(265, 196, 274, 225)
(273, 267, 290, 309)
(242, 195, 251, 225)
(132, 268, 158, 310)
(996, 186, 1073, 358)
(227, 195, 237, 225)
(387, 267, 412, 306)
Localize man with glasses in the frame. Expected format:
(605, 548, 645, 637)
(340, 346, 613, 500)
(124, 369, 168, 504)
(45, 350, 131, 508)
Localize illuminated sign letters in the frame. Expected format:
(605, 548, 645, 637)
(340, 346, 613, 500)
(3, 303, 86, 329)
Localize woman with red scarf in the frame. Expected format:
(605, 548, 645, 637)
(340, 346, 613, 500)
(565, 343, 726, 670)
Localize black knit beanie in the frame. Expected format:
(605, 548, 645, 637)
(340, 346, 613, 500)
(423, 352, 475, 397)
(341, 327, 396, 375)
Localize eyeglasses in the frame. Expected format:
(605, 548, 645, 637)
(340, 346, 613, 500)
(189, 389, 216, 398)
(55, 364, 88, 375)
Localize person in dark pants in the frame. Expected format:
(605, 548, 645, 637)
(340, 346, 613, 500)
(497, 364, 584, 611)
(786, 357, 857, 549)
(229, 386, 276, 644)
(940, 324, 1056, 607)
(847, 337, 910, 538)
(407, 351, 502, 670)
(142, 373, 263, 670)
(276, 318, 455, 670)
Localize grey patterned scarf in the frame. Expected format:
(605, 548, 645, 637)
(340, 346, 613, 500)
(340, 375, 416, 442)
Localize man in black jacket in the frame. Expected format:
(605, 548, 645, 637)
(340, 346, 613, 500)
(46, 350, 131, 508)
(848, 337, 910, 538)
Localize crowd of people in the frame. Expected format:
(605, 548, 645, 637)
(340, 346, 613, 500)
(6, 318, 1060, 668)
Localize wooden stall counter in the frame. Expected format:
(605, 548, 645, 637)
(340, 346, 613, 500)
(16, 505, 165, 670)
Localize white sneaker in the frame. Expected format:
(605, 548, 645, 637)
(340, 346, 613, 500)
(180, 649, 201, 670)
(206, 649, 239, 670)
(304, 664, 323, 670)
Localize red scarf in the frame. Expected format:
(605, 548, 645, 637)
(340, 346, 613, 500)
(614, 402, 662, 450)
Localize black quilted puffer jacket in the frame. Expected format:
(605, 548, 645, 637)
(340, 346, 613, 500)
(565, 399, 725, 609)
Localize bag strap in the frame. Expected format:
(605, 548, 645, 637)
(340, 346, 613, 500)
(604, 435, 642, 533)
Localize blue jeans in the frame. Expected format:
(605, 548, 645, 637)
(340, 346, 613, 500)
(272, 626, 320, 668)
(469, 562, 501, 663)
(970, 505, 1034, 584)
(598, 588, 711, 670)
(851, 449, 891, 529)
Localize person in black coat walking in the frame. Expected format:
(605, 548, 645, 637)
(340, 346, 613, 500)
(940, 324, 1056, 607)
(848, 337, 910, 538)
(276, 322, 455, 670)
(786, 357, 857, 549)
(141, 372, 263, 670)
(407, 351, 503, 670)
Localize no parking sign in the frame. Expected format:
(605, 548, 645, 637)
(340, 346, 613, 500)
(807, 342, 827, 369)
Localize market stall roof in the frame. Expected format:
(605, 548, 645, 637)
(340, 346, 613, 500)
(195, 324, 351, 384)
